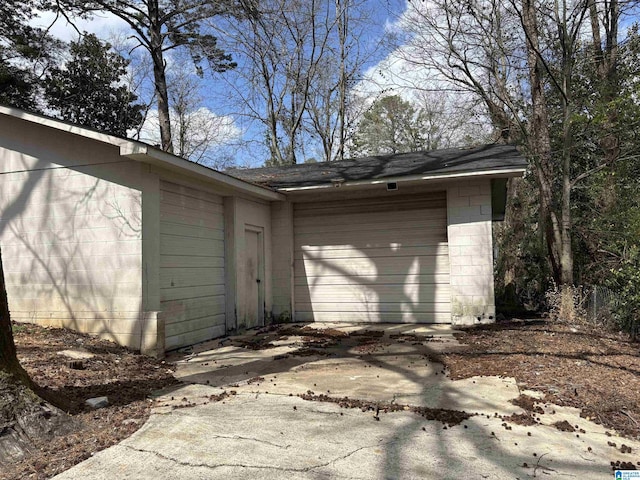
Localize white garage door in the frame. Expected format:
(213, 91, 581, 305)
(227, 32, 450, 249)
(159, 181, 226, 349)
(294, 192, 450, 323)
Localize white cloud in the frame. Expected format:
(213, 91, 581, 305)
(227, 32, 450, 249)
(32, 10, 129, 43)
(135, 107, 243, 167)
(351, 1, 493, 147)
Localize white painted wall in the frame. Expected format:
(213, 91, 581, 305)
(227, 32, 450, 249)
(0, 115, 146, 348)
(270, 200, 294, 321)
(224, 196, 272, 331)
(270, 180, 497, 325)
(446, 179, 495, 324)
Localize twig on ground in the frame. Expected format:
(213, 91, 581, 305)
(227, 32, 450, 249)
(622, 410, 639, 427)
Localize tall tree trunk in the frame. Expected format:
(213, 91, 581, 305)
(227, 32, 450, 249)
(148, 0, 173, 153)
(0, 248, 27, 383)
(1, 248, 71, 464)
(560, 54, 574, 286)
(335, 0, 347, 162)
(589, 0, 620, 208)
(521, 0, 566, 285)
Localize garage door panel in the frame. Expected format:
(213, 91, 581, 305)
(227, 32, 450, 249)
(161, 236, 224, 255)
(160, 255, 223, 269)
(297, 242, 448, 253)
(162, 297, 226, 324)
(295, 230, 447, 247)
(165, 315, 226, 339)
(295, 311, 453, 323)
(294, 218, 447, 236)
(294, 211, 447, 229)
(160, 267, 224, 288)
(160, 180, 225, 349)
(160, 284, 225, 302)
(294, 192, 450, 324)
(294, 246, 448, 261)
(295, 285, 451, 303)
(160, 206, 224, 228)
(294, 256, 450, 277)
(295, 273, 451, 287)
(165, 320, 226, 351)
(160, 221, 223, 240)
(294, 193, 446, 217)
(160, 189, 222, 208)
(296, 302, 451, 314)
(294, 245, 448, 260)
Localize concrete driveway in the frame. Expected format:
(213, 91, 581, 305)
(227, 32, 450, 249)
(54, 323, 637, 479)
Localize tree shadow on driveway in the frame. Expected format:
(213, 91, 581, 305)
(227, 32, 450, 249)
(163, 323, 623, 479)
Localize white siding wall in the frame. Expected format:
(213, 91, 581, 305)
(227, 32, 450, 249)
(446, 179, 495, 324)
(159, 180, 226, 349)
(0, 116, 145, 348)
(293, 192, 451, 323)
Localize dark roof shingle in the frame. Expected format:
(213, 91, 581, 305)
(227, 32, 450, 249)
(227, 144, 527, 189)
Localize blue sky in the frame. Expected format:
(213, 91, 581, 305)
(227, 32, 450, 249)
(33, 1, 409, 168)
(35, 1, 638, 168)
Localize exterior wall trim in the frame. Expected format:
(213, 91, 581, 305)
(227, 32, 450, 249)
(276, 168, 526, 192)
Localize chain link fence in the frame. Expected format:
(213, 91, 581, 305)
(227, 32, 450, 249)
(580, 285, 617, 325)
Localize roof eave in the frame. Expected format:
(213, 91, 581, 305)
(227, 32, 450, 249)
(0, 106, 283, 202)
(274, 166, 527, 192)
(122, 146, 284, 201)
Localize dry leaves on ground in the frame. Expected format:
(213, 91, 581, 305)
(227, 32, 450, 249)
(440, 319, 640, 439)
(1, 323, 179, 480)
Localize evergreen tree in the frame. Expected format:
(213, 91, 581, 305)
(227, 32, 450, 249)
(351, 95, 428, 157)
(0, 0, 60, 109)
(44, 34, 143, 137)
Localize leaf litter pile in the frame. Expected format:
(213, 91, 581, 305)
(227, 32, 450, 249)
(297, 392, 471, 426)
(441, 319, 640, 440)
(4, 318, 640, 478)
(2, 323, 179, 480)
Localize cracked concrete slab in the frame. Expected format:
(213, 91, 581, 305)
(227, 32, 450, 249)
(53, 391, 636, 479)
(52, 324, 640, 479)
(173, 325, 520, 416)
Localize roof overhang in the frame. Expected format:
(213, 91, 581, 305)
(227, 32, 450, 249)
(0, 106, 284, 202)
(275, 166, 527, 192)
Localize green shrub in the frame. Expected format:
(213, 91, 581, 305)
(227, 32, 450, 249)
(605, 246, 640, 339)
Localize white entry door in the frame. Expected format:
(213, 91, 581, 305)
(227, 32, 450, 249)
(244, 228, 264, 328)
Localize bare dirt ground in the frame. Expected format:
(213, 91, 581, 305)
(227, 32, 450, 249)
(442, 319, 640, 440)
(3, 318, 639, 479)
(1, 323, 179, 480)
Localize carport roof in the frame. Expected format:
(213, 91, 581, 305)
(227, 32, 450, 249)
(227, 144, 527, 189)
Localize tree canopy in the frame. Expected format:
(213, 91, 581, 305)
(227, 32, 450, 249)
(57, 0, 237, 152)
(351, 95, 430, 157)
(0, 0, 61, 109)
(44, 34, 143, 137)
